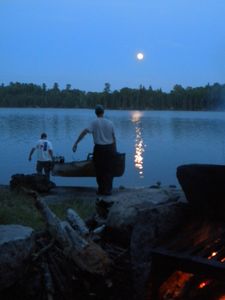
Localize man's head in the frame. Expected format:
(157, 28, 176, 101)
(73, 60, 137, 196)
(41, 132, 47, 139)
(95, 104, 104, 116)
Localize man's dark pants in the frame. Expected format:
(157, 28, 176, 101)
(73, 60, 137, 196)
(36, 161, 52, 179)
(93, 144, 115, 194)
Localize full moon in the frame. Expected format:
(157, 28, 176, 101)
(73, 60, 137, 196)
(136, 52, 144, 60)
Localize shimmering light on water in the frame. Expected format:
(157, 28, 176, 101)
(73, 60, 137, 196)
(1, 108, 225, 188)
(131, 111, 145, 178)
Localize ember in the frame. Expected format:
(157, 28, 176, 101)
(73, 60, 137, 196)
(148, 216, 225, 299)
(198, 279, 211, 289)
(208, 251, 218, 260)
(159, 271, 193, 299)
(146, 164, 225, 300)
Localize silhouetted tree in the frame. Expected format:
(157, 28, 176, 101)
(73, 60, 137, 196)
(0, 81, 225, 111)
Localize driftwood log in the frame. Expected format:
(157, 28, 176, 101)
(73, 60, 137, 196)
(30, 191, 111, 276)
(66, 208, 89, 237)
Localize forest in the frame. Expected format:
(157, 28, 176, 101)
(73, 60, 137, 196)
(0, 81, 225, 111)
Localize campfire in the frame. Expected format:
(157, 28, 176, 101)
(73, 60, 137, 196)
(146, 216, 225, 300)
(146, 164, 225, 300)
(2, 163, 225, 300)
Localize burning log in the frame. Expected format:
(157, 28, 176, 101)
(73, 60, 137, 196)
(31, 191, 111, 276)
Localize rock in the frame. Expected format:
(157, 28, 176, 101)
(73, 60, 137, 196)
(177, 164, 225, 215)
(0, 224, 35, 291)
(10, 173, 56, 193)
(95, 199, 114, 219)
(104, 187, 186, 244)
(130, 202, 188, 300)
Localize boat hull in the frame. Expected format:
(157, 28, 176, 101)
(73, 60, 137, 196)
(52, 153, 125, 177)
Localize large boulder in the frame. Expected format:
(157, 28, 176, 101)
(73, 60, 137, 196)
(95, 187, 187, 298)
(177, 164, 225, 215)
(104, 186, 186, 244)
(0, 224, 35, 291)
(130, 202, 188, 300)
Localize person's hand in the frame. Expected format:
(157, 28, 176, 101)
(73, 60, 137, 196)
(72, 144, 77, 152)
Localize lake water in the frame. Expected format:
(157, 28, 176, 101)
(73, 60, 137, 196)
(1, 108, 225, 188)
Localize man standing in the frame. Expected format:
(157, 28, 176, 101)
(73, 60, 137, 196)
(28, 132, 53, 179)
(72, 104, 116, 195)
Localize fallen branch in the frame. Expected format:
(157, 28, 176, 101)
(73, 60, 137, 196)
(31, 191, 111, 276)
(66, 208, 89, 237)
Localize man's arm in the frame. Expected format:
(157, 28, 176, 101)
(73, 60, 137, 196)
(28, 147, 35, 161)
(48, 149, 53, 160)
(72, 129, 89, 152)
(112, 132, 117, 152)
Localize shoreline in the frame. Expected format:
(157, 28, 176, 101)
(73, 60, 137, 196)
(0, 183, 185, 207)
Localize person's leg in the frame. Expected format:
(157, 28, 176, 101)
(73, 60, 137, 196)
(36, 161, 43, 175)
(102, 147, 115, 194)
(94, 145, 115, 195)
(43, 161, 51, 180)
(94, 145, 105, 194)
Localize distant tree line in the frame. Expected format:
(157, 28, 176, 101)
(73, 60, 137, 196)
(0, 81, 225, 110)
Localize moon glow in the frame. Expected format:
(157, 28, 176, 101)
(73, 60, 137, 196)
(136, 52, 144, 60)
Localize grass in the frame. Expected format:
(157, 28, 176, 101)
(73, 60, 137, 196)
(0, 187, 44, 230)
(0, 187, 96, 230)
(48, 196, 96, 221)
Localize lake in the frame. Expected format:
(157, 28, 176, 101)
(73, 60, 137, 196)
(1, 108, 225, 188)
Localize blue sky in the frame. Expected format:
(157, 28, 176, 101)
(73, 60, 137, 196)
(1, 0, 225, 92)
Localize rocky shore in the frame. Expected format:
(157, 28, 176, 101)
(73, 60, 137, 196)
(0, 184, 187, 299)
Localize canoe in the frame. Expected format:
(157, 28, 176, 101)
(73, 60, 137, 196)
(52, 153, 125, 177)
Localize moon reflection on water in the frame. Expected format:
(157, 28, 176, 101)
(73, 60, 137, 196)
(131, 111, 146, 178)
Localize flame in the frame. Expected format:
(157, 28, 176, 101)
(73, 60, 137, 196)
(159, 271, 193, 299)
(220, 257, 225, 263)
(208, 251, 218, 259)
(198, 280, 211, 289)
(218, 296, 225, 300)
